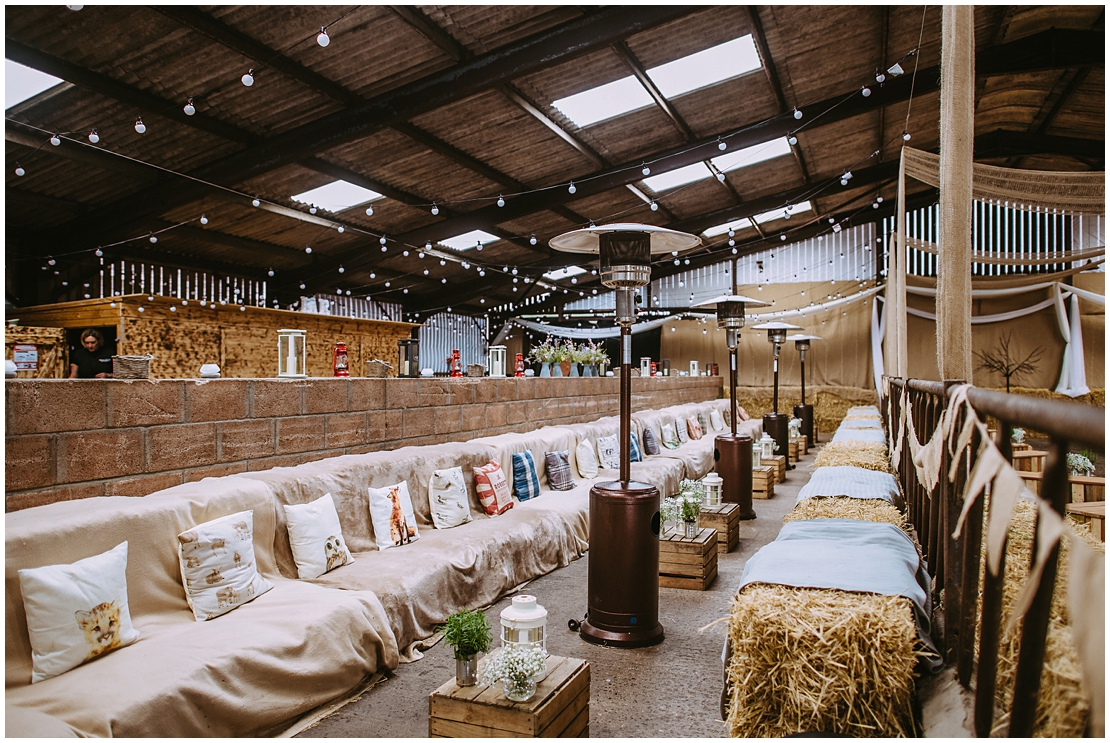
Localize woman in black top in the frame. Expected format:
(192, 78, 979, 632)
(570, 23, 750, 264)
(68, 328, 113, 378)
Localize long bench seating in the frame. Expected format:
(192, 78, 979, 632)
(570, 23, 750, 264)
(6, 397, 747, 737)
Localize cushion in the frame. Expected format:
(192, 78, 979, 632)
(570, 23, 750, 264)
(738, 406, 751, 421)
(723, 409, 731, 426)
(511, 451, 541, 501)
(283, 493, 354, 580)
(429, 466, 472, 529)
(642, 427, 661, 455)
(596, 434, 620, 470)
(698, 413, 711, 433)
(676, 419, 690, 444)
(18, 541, 141, 683)
(687, 416, 703, 440)
(710, 410, 725, 431)
(661, 422, 681, 449)
(575, 439, 599, 479)
(473, 461, 514, 516)
(178, 511, 273, 622)
(630, 432, 643, 462)
(368, 482, 421, 549)
(544, 451, 575, 491)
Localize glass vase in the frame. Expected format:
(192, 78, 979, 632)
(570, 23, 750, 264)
(455, 654, 478, 687)
(502, 676, 537, 702)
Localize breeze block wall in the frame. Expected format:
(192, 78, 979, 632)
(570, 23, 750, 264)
(5, 375, 723, 511)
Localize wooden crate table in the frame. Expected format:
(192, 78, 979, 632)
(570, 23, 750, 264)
(767, 455, 787, 483)
(658, 527, 717, 590)
(1066, 501, 1105, 541)
(752, 466, 776, 499)
(1012, 450, 1047, 473)
(428, 655, 590, 738)
(1018, 470, 1105, 503)
(789, 436, 806, 461)
(700, 503, 740, 554)
(1012, 442, 1033, 452)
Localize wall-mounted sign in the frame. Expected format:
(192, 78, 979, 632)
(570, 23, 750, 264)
(12, 344, 38, 371)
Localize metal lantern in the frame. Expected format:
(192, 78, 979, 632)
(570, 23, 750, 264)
(751, 442, 762, 468)
(488, 345, 507, 378)
(660, 358, 671, 377)
(449, 348, 463, 377)
(701, 472, 723, 507)
(397, 338, 420, 378)
(277, 329, 307, 378)
(640, 357, 652, 377)
(333, 341, 349, 377)
(689, 360, 699, 377)
(751, 321, 802, 469)
(790, 334, 822, 450)
(551, 223, 701, 650)
(500, 595, 548, 681)
(760, 432, 775, 459)
(514, 352, 526, 377)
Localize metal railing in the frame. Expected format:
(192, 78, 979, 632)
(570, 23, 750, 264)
(885, 377, 1104, 737)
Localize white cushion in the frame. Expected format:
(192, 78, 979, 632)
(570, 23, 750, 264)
(368, 481, 421, 549)
(575, 439, 599, 479)
(429, 466, 472, 529)
(676, 420, 690, 444)
(283, 493, 354, 580)
(710, 410, 725, 431)
(596, 433, 619, 470)
(178, 511, 273, 622)
(18, 541, 141, 683)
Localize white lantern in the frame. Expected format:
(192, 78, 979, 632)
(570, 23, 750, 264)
(640, 357, 652, 377)
(760, 432, 775, 460)
(487, 345, 507, 378)
(689, 360, 699, 377)
(701, 472, 722, 506)
(500, 595, 548, 681)
(789, 418, 802, 438)
(751, 442, 762, 468)
(277, 329, 307, 378)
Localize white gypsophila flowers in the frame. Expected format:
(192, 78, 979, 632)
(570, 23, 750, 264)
(478, 644, 546, 686)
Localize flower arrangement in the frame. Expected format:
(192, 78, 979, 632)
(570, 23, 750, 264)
(1011, 427, 1026, 444)
(1067, 452, 1096, 476)
(550, 338, 575, 363)
(676, 479, 704, 522)
(528, 336, 559, 364)
(441, 609, 492, 661)
(478, 644, 547, 701)
(580, 340, 609, 366)
(660, 496, 679, 525)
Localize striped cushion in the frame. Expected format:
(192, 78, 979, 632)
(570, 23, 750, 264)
(676, 420, 690, 444)
(473, 461, 514, 516)
(511, 451, 541, 501)
(544, 451, 574, 491)
(698, 413, 710, 434)
(629, 432, 643, 462)
(642, 427, 661, 455)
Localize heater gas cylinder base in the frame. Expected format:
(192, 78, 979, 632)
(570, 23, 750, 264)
(579, 617, 664, 648)
(763, 413, 791, 471)
(714, 434, 754, 519)
(793, 404, 815, 450)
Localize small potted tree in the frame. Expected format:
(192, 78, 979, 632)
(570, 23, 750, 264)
(442, 609, 492, 687)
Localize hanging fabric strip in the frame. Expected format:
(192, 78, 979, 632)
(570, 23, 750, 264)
(871, 298, 885, 402)
(905, 259, 1104, 291)
(510, 314, 676, 339)
(1065, 283, 1107, 306)
(902, 146, 1106, 215)
(1055, 292, 1091, 397)
(1066, 530, 1106, 737)
(902, 296, 1057, 324)
(1007, 498, 1068, 633)
(907, 280, 1057, 299)
(892, 232, 1106, 266)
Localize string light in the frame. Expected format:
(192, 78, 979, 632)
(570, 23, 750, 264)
(337, 225, 344, 233)
(568, 181, 576, 194)
(134, 118, 146, 134)
(787, 134, 797, 146)
(50, 134, 61, 146)
(299, 282, 306, 289)
(364, 204, 373, 216)
(242, 69, 255, 86)
(148, 233, 157, 243)
(650, 200, 658, 211)
(641, 162, 651, 175)
(251, 197, 260, 207)
(497, 195, 505, 207)
(338, 265, 345, 273)
(309, 205, 317, 214)
(200, 214, 208, 225)
(304, 245, 312, 253)
(379, 235, 387, 246)
(476, 241, 483, 251)
(902, 131, 911, 141)
(875, 70, 886, 84)
(793, 108, 803, 120)
(402, 249, 409, 256)
(267, 267, 274, 276)
(95, 248, 102, 256)
(861, 86, 871, 97)
(183, 98, 196, 116)
(529, 234, 537, 245)
(717, 137, 727, 151)
(431, 203, 439, 216)
(14, 164, 25, 177)
(317, 26, 330, 47)
(88, 129, 99, 144)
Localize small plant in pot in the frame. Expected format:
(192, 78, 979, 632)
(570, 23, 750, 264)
(442, 609, 492, 687)
(676, 479, 704, 538)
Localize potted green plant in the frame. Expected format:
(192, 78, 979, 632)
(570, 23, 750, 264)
(478, 644, 547, 702)
(1011, 427, 1026, 445)
(442, 609, 492, 687)
(1067, 452, 1096, 477)
(677, 479, 704, 538)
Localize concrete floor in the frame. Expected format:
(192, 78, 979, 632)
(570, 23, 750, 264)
(295, 445, 810, 738)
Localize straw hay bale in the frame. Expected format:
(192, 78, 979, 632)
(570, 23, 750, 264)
(785, 497, 909, 533)
(841, 421, 883, 429)
(814, 442, 893, 473)
(725, 585, 920, 737)
(981, 496, 1104, 737)
(845, 413, 882, 422)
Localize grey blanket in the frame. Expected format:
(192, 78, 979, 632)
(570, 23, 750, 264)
(738, 519, 942, 672)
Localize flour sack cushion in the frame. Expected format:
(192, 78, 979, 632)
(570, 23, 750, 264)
(474, 461, 514, 516)
(575, 439, 599, 479)
(596, 433, 620, 470)
(687, 416, 703, 440)
(430, 466, 472, 529)
(19, 541, 141, 683)
(283, 494, 353, 579)
(178, 511, 273, 622)
(368, 482, 421, 549)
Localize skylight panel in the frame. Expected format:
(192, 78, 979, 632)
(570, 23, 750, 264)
(6, 60, 64, 109)
(552, 76, 654, 128)
(291, 180, 382, 212)
(641, 162, 713, 193)
(543, 265, 588, 281)
(439, 230, 501, 251)
(647, 36, 762, 98)
(710, 137, 793, 174)
(702, 217, 754, 238)
(754, 200, 812, 224)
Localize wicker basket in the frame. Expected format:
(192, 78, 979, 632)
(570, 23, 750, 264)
(366, 359, 392, 378)
(112, 354, 154, 379)
(467, 364, 485, 378)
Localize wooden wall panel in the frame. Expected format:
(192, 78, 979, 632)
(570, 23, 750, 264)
(4, 326, 68, 378)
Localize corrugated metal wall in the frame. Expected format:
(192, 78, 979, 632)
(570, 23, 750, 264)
(418, 312, 488, 373)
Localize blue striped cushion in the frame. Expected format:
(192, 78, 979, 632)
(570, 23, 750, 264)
(642, 428, 661, 455)
(511, 451, 541, 501)
(544, 451, 574, 491)
(630, 432, 643, 462)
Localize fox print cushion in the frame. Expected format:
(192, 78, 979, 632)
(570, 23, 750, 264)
(178, 511, 273, 622)
(429, 466, 472, 529)
(18, 541, 141, 682)
(283, 494, 354, 580)
(473, 461, 514, 516)
(368, 481, 421, 549)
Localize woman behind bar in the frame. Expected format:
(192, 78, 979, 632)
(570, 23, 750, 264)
(68, 328, 113, 378)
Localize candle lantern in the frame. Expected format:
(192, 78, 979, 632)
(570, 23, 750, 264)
(640, 357, 651, 377)
(488, 345, 507, 378)
(332, 341, 349, 377)
(397, 338, 420, 378)
(760, 432, 775, 460)
(751, 321, 802, 471)
(790, 334, 821, 450)
(514, 352, 526, 377)
(689, 360, 699, 377)
(449, 348, 463, 377)
(661, 358, 671, 377)
(551, 223, 700, 649)
(500, 595, 548, 681)
(701, 472, 722, 507)
(277, 329, 307, 378)
(751, 442, 762, 468)
(650, 361, 657, 377)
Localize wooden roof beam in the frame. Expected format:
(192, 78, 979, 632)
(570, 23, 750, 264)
(495, 83, 608, 169)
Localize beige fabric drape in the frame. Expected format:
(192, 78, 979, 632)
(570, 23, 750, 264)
(893, 233, 1105, 266)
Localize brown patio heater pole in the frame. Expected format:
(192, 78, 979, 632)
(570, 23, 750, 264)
(752, 322, 800, 472)
(550, 224, 700, 649)
(792, 336, 820, 451)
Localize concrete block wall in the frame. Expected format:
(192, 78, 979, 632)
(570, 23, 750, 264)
(5, 375, 723, 511)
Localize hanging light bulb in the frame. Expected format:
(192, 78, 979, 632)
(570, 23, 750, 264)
(14, 164, 25, 177)
(309, 205, 317, 214)
(902, 131, 911, 141)
(875, 70, 886, 84)
(872, 202, 880, 209)
(317, 26, 330, 47)
(793, 108, 803, 119)
(267, 267, 275, 276)
(47, 258, 56, 266)
(431, 203, 439, 216)
(50, 134, 61, 146)
(478, 269, 485, 276)
(861, 86, 871, 97)
(423, 268, 429, 275)
(876, 196, 884, 204)
(497, 195, 505, 207)
(717, 137, 727, 151)
(337, 225, 345, 233)
(242, 69, 255, 86)
(134, 118, 146, 134)
(402, 249, 409, 257)
(369, 272, 376, 279)
(88, 129, 99, 144)
(304, 245, 312, 253)
(149, 233, 158, 244)
(716, 171, 726, 182)
(252, 197, 260, 207)
(476, 241, 483, 251)
(780, 234, 787, 241)
(200, 214, 208, 225)
(649, 200, 659, 212)
(787, 134, 798, 146)
(299, 282, 306, 289)
(364, 204, 374, 216)
(440, 259, 446, 266)
(183, 98, 196, 115)
(338, 265, 345, 273)
(641, 162, 651, 175)
(95, 248, 103, 256)
(568, 181, 576, 194)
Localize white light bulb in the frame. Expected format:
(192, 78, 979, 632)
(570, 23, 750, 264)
(479, 270, 485, 277)
(88, 130, 99, 144)
(641, 163, 651, 175)
(504, 266, 510, 273)
(149, 234, 157, 243)
(138, 306, 145, 312)
(841, 178, 848, 186)
(338, 266, 345, 273)
(14, 166, 25, 176)
(184, 99, 196, 115)
(337, 225, 344, 233)
(252, 198, 260, 207)
(876, 196, 884, 204)
(95, 248, 102, 256)
(440, 260, 446, 266)
(134, 118, 146, 134)
(716, 171, 726, 182)
(267, 268, 274, 276)
(476, 241, 483, 251)
(861, 86, 871, 97)
(423, 269, 429, 275)
(903, 131, 911, 141)
(780, 235, 787, 241)
(364, 205, 373, 216)
(728, 228, 735, 237)
(50, 134, 61, 146)
(378, 235, 386, 246)
(299, 283, 306, 290)
(304, 246, 312, 253)
(309, 205, 317, 214)
(793, 108, 803, 120)
(242, 70, 254, 87)
(403, 288, 409, 294)
(200, 214, 208, 225)
(385, 281, 391, 287)
(317, 27, 330, 47)
(876, 72, 886, 84)
(169, 304, 175, 311)
(728, 238, 735, 247)
(497, 195, 505, 207)
(568, 181, 576, 194)
(674, 259, 680, 266)
(873, 202, 880, 209)
(402, 250, 409, 256)
(369, 272, 376, 279)
(431, 203, 439, 215)
(650, 200, 658, 211)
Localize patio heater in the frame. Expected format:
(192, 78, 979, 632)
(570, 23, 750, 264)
(551, 223, 700, 649)
(751, 321, 801, 470)
(692, 295, 768, 520)
(790, 335, 821, 450)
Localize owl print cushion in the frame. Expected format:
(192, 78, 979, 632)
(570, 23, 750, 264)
(18, 541, 141, 682)
(283, 493, 354, 580)
(178, 510, 273, 622)
(368, 481, 421, 550)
